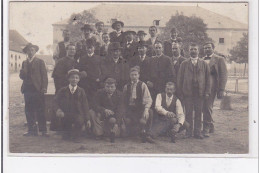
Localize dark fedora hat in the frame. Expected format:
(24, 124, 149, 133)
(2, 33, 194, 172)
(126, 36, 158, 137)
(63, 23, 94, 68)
(111, 21, 124, 30)
(81, 24, 94, 31)
(137, 41, 148, 48)
(22, 43, 39, 53)
(137, 30, 147, 35)
(125, 30, 136, 35)
(109, 42, 123, 50)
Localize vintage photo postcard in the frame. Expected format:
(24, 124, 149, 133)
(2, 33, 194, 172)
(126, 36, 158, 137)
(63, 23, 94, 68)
(6, 1, 257, 157)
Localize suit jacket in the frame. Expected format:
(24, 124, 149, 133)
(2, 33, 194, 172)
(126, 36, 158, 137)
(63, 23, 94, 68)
(146, 37, 161, 57)
(100, 57, 130, 91)
(122, 41, 138, 60)
(170, 56, 186, 76)
(75, 38, 101, 59)
(148, 54, 176, 93)
(203, 53, 228, 91)
(129, 55, 151, 83)
(177, 58, 211, 98)
(54, 86, 90, 121)
(109, 31, 125, 46)
(94, 88, 124, 124)
(20, 57, 48, 93)
(99, 43, 111, 57)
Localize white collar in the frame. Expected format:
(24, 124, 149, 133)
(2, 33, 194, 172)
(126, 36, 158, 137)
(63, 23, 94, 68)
(88, 52, 94, 57)
(191, 57, 199, 61)
(113, 57, 119, 63)
(140, 54, 146, 60)
(116, 30, 122, 34)
(127, 40, 133, 44)
(173, 55, 181, 59)
(69, 84, 77, 92)
(166, 94, 174, 100)
(104, 41, 110, 45)
(156, 53, 163, 58)
(206, 53, 214, 58)
(28, 54, 36, 63)
(131, 79, 139, 84)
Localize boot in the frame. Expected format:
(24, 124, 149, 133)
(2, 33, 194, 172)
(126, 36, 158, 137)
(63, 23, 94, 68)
(194, 132, 204, 139)
(140, 130, 146, 143)
(202, 123, 210, 138)
(209, 123, 215, 133)
(170, 129, 177, 143)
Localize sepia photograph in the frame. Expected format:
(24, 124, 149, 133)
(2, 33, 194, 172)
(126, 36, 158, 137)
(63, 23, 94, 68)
(8, 1, 250, 154)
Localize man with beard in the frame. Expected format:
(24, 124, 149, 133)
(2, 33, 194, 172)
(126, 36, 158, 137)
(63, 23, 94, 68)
(177, 43, 210, 139)
(122, 30, 138, 61)
(202, 42, 227, 137)
(109, 21, 125, 46)
(146, 26, 161, 57)
(53, 29, 71, 63)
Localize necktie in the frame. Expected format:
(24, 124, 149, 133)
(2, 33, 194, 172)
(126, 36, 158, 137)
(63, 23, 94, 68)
(71, 87, 75, 94)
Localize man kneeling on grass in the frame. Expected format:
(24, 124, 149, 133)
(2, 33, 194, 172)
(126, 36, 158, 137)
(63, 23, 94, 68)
(90, 78, 123, 143)
(152, 82, 189, 143)
(54, 69, 91, 142)
(123, 66, 155, 143)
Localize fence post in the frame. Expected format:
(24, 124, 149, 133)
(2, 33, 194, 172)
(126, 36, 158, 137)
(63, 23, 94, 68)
(235, 78, 239, 93)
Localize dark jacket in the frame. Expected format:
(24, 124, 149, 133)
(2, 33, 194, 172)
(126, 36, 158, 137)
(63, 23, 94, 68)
(94, 88, 124, 124)
(20, 57, 48, 93)
(177, 58, 211, 97)
(171, 56, 186, 76)
(146, 37, 161, 57)
(129, 55, 151, 83)
(164, 39, 175, 57)
(75, 38, 101, 59)
(109, 31, 125, 46)
(54, 86, 90, 121)
(148, 54, 176, 93)
(100, 56, 130, 91)
(99, 43, 111, 57)
(203, 53, 228, 91)
(122, 41, 138, 60)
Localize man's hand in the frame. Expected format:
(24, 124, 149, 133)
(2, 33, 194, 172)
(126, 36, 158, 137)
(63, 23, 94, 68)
(96, 78, 100, 82)
(104, 109, 114, 117)
(86, 120, 91, 129)
(80, 71, 87, 78)
(41, 88, 47, 94)
(166, 112, 176, 118)
(56, 109, 64, 118)
(147, 81, 153, 88)
(143, 108, 149, 120)
(217, 90, 225, 99)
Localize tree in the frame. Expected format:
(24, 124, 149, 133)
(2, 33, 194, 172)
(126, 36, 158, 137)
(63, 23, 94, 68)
(228, 33, 248, 76)
(66, 10, 99, 42)
(160, 12, 213, 57)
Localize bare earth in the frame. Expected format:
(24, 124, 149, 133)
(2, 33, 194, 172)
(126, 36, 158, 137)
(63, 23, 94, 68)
(8, 73, 248, 154)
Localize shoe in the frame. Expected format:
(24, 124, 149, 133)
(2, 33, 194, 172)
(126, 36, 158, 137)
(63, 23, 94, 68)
(202, 130, 210, 138)
(194, 134, 204, 139)
(170, 134, 176, 143)
(42, 132, 50, 137)
(23, 132, 34, 137)
(209, 124, 215, 133)
(110, 132, 115, 143)
(145, 136, 156, 144)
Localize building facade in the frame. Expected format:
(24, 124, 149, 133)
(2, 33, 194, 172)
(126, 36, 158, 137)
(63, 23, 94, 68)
(9, 50, 27, 72)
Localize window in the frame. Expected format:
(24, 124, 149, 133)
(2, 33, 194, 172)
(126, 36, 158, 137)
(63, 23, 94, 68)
(11, 63, 13, 67)
(11, 54, 13, 58)
(19, 56, 20, 59)
(219, 38, 225, 44)
(153, 20, 160, 26)
(15, 55, 17, 60)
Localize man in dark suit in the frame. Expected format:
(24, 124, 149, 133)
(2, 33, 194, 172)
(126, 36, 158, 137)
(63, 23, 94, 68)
(122, 30, 138, 61)
(147, 41, 176, 101)
(99, 32, 111, 57)
(53, 29, 71, 63)
(77, 39, 102, 109)
(129, 41, 151, 83)
(100, 42, 130, 91)
(177, 43, 211, 139)
(137, 30, 147, 42)
(164, 27, 183, 57)
(109, 21, 125, 46)
(54, 69, 91, 142)
(202, 42, 227, 137)
(19, 43, 48, 137)
(146, 26, 161, 57)
(90, 78, 124, 143)
(52, 43, 78, 94)
(171, 43, 186, 78)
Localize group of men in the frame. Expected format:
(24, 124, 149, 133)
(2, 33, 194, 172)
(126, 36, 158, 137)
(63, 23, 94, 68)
(19, 20, 227, 144)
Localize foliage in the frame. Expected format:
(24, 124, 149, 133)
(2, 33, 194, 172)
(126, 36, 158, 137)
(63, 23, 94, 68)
(228, 33, 248, 64)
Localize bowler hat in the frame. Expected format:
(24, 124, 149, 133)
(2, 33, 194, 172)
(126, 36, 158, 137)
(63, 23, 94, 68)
(22, 43, 39, 53)
(137, 30, 147, 35)
(81, 24, 94, 31)
(109, 42, 123, 50)
(67, 69, 80, 78)
(111, 21, 124, 30)
(130, 66, 140, 73)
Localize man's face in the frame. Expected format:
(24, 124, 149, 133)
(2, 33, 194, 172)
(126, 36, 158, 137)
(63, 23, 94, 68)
(86, 46, 95, 55)
(27, 47, 37, 58)
(83, 29, 92, 39)
(149, 27, 157, 37)
(96, 24, 104, 32)
(171, 31, 177, 40)
(63, 31, 70, 42)
(189, 46, 199, 58)
(126, 33, 134, 42)
(112, 49, 121, 58)
(138, 46, 147, 56)
(68, 74, 80, 86)
(105, 83, 116, 95)
(130, 71, 140, 82)
(204, 43, 214, 56)
(138, 34, 145, 41)
(102, 34, 110, 43)
(67, 45, 76, 57)
(154, 43, 163, 56)
(165, 85, 176, 95)
(115, 23, 122, 31)
(172, 45, 180, 57)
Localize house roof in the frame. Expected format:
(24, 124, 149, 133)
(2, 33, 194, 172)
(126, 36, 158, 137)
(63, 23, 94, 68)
(53, 4, 248, 30)
(9, 30, 29, 53)
(36, 54, 55, 66)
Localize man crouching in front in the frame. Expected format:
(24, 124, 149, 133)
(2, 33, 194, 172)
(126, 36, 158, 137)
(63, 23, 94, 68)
(54, 69, 91, 143)
(123, 66, 155, 143)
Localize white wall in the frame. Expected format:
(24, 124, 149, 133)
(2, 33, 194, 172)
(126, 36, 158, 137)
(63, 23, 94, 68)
(9, 51, 27, 72)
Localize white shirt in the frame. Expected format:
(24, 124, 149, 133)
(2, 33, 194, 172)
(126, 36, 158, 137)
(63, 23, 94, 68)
(191, 57, 199, 65)
(151, 37, 157, 45)
(88, 52, 94, 57)
(113, 57, 119, 63)
(155, 93, 185, 125)
(139, 54, 146, 61)
(116, 30, 122, 36)
(69, 84, 77, 94)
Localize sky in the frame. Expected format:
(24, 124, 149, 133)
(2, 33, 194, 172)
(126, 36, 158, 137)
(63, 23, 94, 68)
(9, 2, 248, 53)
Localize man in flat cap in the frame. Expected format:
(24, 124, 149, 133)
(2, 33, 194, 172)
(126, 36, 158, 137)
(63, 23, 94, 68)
(90, 78, 124, 143)
(164, 27, 184, 57)
(53, 29, 71, 64)
(137, 30, 147, 43)
(146, 26, 161, 57)
(129, 41, 151, 84)
(122, 30, 138, 61)
(19, 43, 49, 137)
(54, 69, 91, 142)
(94, 21, 105, 45)
(100, 42, 130, 91)
(109, 21, 125, 46)
(123, 66, 154, 143)
(202, 42, 227, 137)
(77, 38, 102, 110)
(52, 43, 78, 94)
